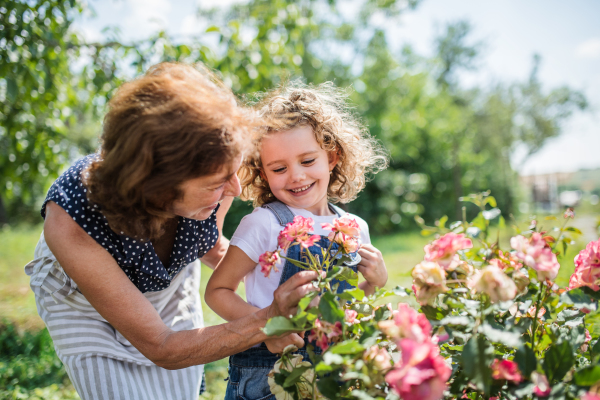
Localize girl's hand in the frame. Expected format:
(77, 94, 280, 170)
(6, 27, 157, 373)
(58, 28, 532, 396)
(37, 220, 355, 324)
(264, 332, 305, 354)
(357, 244, 387, 294)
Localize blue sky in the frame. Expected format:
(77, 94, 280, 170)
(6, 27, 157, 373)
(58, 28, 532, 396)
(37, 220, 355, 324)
(75, 0, 600, 175)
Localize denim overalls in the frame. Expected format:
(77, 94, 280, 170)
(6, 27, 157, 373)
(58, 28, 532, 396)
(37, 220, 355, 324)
(224, 201, 361, 400)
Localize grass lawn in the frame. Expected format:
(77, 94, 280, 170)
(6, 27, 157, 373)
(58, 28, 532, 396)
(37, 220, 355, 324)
(0, 215, 595, 398)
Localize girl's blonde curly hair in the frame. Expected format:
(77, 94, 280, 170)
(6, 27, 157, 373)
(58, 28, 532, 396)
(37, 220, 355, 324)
(239, 81, 388, 207)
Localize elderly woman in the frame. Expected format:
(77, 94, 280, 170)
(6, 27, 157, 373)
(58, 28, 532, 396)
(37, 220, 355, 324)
(25, 63, 318, 399)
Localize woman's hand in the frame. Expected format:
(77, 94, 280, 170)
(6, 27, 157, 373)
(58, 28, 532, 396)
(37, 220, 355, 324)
(357, 244, 388, 295)
(264, 332, 305, 354)
(267, 271, 322, 319)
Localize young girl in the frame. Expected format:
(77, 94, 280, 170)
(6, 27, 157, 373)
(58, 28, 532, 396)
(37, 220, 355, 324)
(205, 82, 388, 400)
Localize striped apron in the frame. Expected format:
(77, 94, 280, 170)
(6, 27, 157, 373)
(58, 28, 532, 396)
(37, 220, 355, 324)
(25, 232, 204, 400)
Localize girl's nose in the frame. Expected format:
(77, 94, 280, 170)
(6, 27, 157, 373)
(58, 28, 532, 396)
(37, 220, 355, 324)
(224, 174, 242, 197)
(290, 167, 306, 182)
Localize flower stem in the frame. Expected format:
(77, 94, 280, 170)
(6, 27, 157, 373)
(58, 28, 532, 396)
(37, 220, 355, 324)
(530, 281, 545, 351)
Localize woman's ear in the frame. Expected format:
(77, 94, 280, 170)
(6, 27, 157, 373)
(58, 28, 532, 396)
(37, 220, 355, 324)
(328, 149, 340, 172)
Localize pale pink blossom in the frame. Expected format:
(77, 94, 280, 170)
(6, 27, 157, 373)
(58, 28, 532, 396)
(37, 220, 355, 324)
(582, 329, 592, 353)
(411, 261, 449, 305)
(468, 265, 517, 303)
(568, 239, 600, 291)
(277, 216, 315, 251)
(328, 232, 360, 254)
(512, 268, 530, 294)
(582, 393, 600, 400)
(259, 251, 280, 278)
(363, 345, 392, 371)
(564, 207, 575, 219)
(345, 309, 358, 324)
(378, 303, 432, 343)
(308, 319, 343, 351)
(322, 216, 361, 237)
(296, 234, 321, 249)
(511, 233, 560, 282)
(424, 233, 473, 270)
(531, 372, 550, 397)
(527, 305, 546, 321)
(490, 359, 522, 383)
(385, 339, 451, 400)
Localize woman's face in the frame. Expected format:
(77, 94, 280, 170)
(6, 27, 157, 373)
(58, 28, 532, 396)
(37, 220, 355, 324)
(171, 155, 243, 221)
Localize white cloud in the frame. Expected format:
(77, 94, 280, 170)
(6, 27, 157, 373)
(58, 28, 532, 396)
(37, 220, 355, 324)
(122, 0, 172, 39)
(575, 38, 600, 59)
(195, 0, 249, 9)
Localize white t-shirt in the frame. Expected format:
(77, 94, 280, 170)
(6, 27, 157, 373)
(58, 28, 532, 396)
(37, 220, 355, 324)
(229, 205, 371, 309)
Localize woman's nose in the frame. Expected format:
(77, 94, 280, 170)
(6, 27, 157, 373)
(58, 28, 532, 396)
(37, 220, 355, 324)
(224, 174, 242, 197)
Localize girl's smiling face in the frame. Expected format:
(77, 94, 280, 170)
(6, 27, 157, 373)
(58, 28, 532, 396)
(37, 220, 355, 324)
(260, 125, 338, 216)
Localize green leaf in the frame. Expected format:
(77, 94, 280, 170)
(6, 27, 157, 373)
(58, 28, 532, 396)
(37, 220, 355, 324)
(437, 215, 448, 229)
(515, 345, 537, 377)
(544, 341, 575, 383)
(462, 335, 494, 396)
(263, 317, 298, 336)
(485, 196, 497, 208)
(439, 315, 472, 326)
(560, 289, 597, 312)
(420, 305, 448, 321)
(206, 26, 220, 32)
(335, 267, 359, 287)
(317, 376, 339, 399)
(283, 365, 311, 387)
(421, 229, 436, 236)
(565, 227, 582, 234)
(350, 302, 373, 316)
(329, 340, 364, 354)
(318, 292, 345, 323)
(574, 366, 600, 386)
(479, 323, 522, 348)
(298, 292, 318, 311)
(498, 216, 506, 229)
(337, 288, 366, 302)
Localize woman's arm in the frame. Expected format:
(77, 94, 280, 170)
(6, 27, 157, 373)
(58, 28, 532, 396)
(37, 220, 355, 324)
(44, 201, 317, 369)
(205, 245, 306, 351)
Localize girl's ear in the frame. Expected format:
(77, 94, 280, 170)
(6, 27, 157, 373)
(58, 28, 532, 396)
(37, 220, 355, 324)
(328, 149, 340, 171)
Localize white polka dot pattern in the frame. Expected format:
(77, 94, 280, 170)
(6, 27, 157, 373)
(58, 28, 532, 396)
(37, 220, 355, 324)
(41, 155, 219, 293)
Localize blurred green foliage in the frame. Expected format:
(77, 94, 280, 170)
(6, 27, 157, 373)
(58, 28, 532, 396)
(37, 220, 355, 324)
(0, 0, 587, 235)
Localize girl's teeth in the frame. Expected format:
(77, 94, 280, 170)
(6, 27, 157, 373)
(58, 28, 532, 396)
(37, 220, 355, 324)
(291, 184, 311, 193)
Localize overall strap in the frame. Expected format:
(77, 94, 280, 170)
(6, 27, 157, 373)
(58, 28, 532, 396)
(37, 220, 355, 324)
(262, 201, 296, 226)
(262, 201, 344, 226)
(328, 203, 344, 217)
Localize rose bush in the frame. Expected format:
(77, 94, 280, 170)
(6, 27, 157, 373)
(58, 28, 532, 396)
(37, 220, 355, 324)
(261, 192, 600, 400)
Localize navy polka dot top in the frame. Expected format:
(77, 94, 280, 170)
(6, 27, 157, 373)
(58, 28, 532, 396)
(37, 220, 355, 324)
(41, 154, 220, 293)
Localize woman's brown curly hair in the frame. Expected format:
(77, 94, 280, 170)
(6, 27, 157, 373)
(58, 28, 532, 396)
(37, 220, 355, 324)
(239, 81, 388, 207)
(85, 62, 255, 240)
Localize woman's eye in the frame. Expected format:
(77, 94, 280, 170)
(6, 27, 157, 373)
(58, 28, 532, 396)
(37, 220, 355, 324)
(302, 159, 316, 165)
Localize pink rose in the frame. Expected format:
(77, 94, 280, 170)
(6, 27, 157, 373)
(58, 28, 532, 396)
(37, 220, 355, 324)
(322, 216, 361, 237)
(328, 232, 360, 254)
(363, 345, 392, 371)
(277, 216, 316, 251)
(582, 393, 600, 400)
(424, 233, 473, 270)
(568, 239, 600, 291)
(490, 359, 522, 383)
(510, 233, 560, 282)
(411, 261, 449, 305)
(468, 265, 517, 303)
(308, 319, 343, 351)
(527, 305, 546, 321)
(490, 250, 523, 271)
(277, 230, 293, 252)
(345, 309, 358, 324)
(531, 372, 550, 397)
(296, 234, 321, 249)
(258, 251, 280, 278)
(385, 339, 451, 400)
(581, 329, 592, 353)
(378, 303, 432, 343)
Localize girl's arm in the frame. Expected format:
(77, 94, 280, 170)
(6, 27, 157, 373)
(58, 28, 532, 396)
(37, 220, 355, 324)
(205, 245, 305, 352)
(43, 202, 315, 369)
(205, 245, 263, 321)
